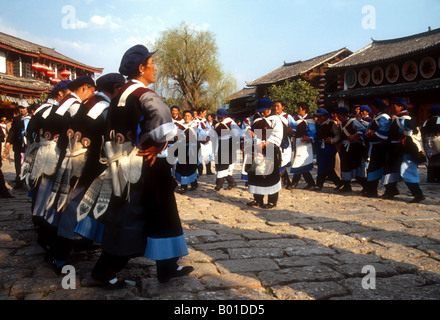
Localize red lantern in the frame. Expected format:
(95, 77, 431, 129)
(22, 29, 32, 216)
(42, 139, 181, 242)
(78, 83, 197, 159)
(60, 70, 71, 78)
(51, 78, 61, 85)
(32, 63, 42, 72)
(46, 70, 56, 78)
(39, 64, 49, 73)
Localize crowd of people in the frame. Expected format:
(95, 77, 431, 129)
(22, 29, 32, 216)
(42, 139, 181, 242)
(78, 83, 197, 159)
(0, 43, 439, 289)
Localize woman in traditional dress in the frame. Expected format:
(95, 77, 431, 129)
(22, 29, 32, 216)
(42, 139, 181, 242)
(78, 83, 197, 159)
(213, 108, 240, 191)
(422, 105, 440, 183)
(91, 45, 192, 287)
(314, 108, 342, 190)
(363, 99, 391, 197)
(46, 74, 126, 272)
(334, 106, 367, 193)
(246, 99, 283, 209)
(290, 102, 316, 189)
(383, 98, 425, 203)
(174, 110, 200, 192)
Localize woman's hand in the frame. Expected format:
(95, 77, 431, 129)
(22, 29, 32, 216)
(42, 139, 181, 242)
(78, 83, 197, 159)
(137, 145, 163, 167)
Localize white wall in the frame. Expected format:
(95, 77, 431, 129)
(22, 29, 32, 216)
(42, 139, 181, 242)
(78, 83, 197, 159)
(0, 51, 6, 74)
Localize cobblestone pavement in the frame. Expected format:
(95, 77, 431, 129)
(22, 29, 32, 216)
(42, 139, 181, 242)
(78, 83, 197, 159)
(1, 158, 439, 301)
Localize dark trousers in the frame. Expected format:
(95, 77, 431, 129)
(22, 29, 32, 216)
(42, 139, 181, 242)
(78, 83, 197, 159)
(92, 252, 179, 283)
(384, 181, 423, 197)
(316, 170, 341, 187)
(281, 170, 292, 186)
(13, 150, 21, 182)
(216, 175, 235, 188)
(92, 252, 133, 283)
(0, 169, 12, 197)
(254, 193, 279, 205)
(365, 179, 380, 195)
(405, 182, 423, 197)
(198, 163, 213, 175)
(292, 172, 315, 186)
(32, 216, 59, 252)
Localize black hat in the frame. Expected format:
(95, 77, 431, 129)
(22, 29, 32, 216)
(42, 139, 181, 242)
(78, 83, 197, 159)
(360, 105, 372, 113)
(68, 76, 96, 91)
(371, 98, 387, 111)
(49, 80, 71, 98)
(314, 108, 329, 116)
(255, 98, 273, 112)
(216, 108, 228, 118)
(119, 45, 157, 76)
(390, 97, 408, 109)
(96, 73, 126, 92)
(335, 106, 350, 114)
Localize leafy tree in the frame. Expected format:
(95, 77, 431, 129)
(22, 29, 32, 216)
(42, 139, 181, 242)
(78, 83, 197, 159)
(267, 79, 319, 115)
(153, 22, 237, 113)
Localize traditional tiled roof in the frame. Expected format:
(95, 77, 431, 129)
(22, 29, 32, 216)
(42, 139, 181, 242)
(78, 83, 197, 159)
(0, 32, 103, 73)
(247, 48, 351, 86)
(330, 27, 440, 69)
(227, 87, 256, 101)
(0, 73, 51, 92)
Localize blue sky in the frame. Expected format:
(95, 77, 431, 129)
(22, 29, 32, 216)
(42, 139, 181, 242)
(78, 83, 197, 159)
(1, 0, 439, 91)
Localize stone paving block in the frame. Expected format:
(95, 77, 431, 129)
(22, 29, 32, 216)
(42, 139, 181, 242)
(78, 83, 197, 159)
(198, 287, 277, 300)
(339, 274, 435, 300)
(334, 262, 398, 277)
(200, 273, 262, 290)
(191, 262, 220, 278)
(228, 247, 285, 260)
(216, 258, 279, 274)
(10, 278, 61, 299)
(193, 240, 250, 251)
(285, 245, 335, 256)
(141, 275, 205, 299)
(258, 265, 344, 286)
(272, 281, 349, 300)
(248, 238, 307, 248)
(275, 255, 340, 268)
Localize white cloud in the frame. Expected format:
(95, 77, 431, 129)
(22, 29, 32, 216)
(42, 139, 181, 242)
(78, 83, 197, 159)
(75, 15, 122, 30)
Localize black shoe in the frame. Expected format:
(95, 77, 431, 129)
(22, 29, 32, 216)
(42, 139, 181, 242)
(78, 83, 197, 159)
(214, 185, 222, 191)
(382, 188, 399, 199)
(262, 202, 276, 209)
(44, 253, 66, 275)
(247, 200, 263, 207)
(314, 185, 323, 191)
(339, 185, 352, 193)
(158, 266, 194, 283)
(226, 183, 237, 190)
(106, 278, 128, 290)
(409, 194, 425, 204)
(382, 192, 395, 199)
(0, 191, 14, 198)
(334, 183, 344, 191)
(362, 192, 378, 198)
(13, 181, 23, 189)
(177, 186, 188, 193)
(303, 184, 315, 190)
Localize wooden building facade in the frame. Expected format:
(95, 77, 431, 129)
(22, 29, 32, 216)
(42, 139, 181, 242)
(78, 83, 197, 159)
(327, 28, 440, 124)
(0, 32, 103, 119)
(228, 48, 352, 119)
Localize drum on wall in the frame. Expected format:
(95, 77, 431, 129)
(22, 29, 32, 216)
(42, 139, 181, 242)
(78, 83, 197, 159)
(358, 68, 370, 86)
(371, 66, 384, 85)
(386, 63, 399, 83)
(420, 57, 436, 79)
(344, 69, 357, 89)
(402, 60, 418, 81)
